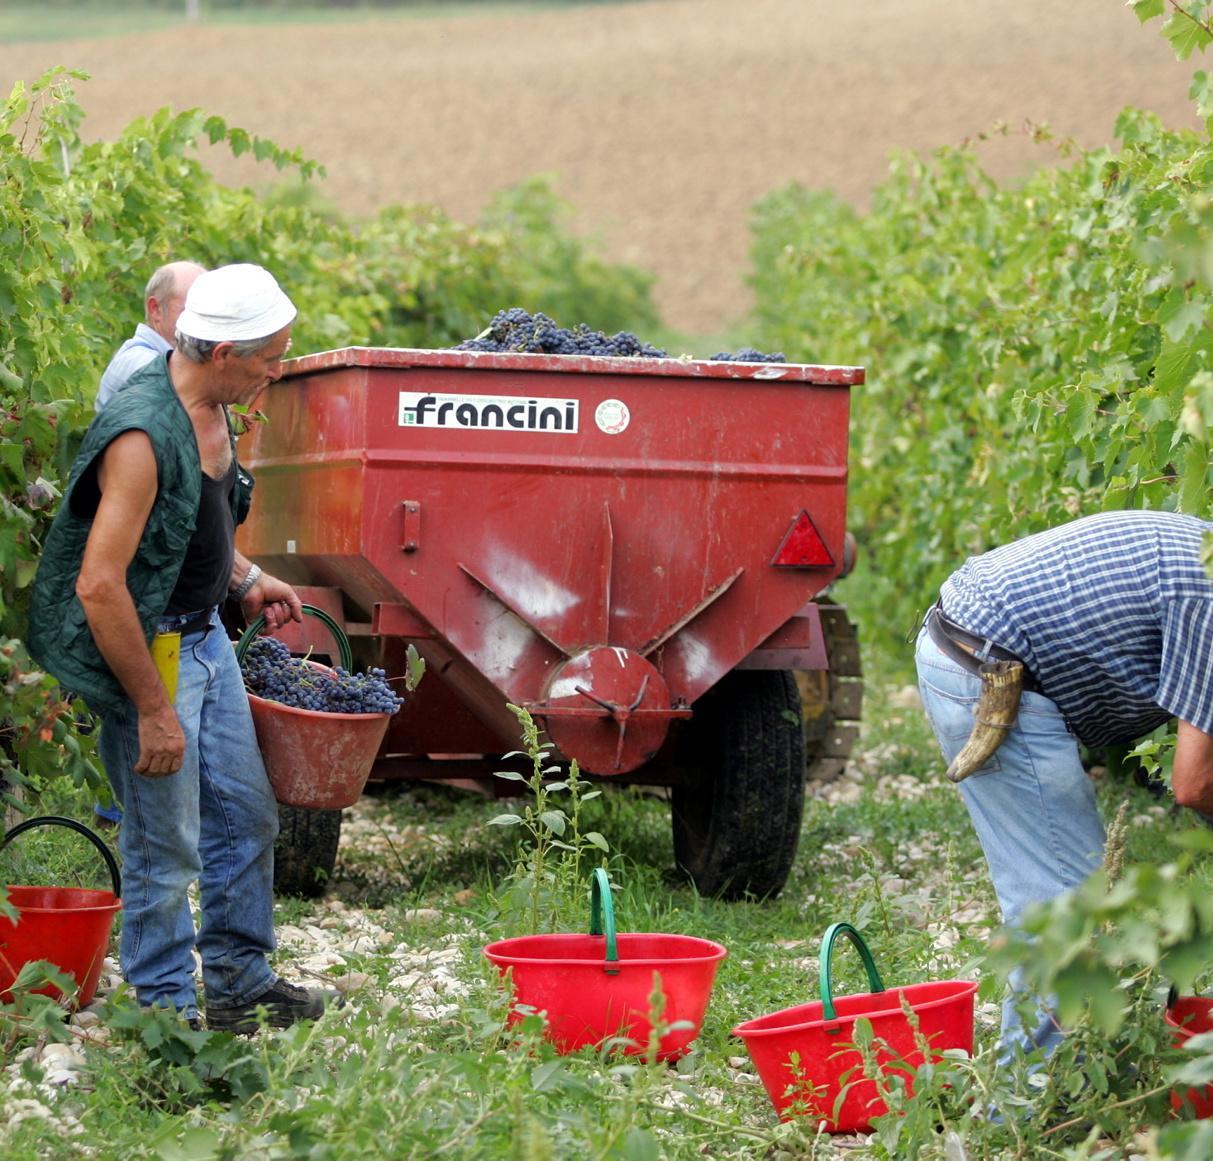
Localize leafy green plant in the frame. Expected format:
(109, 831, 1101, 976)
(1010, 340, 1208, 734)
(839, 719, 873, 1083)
(488, 704, 610, 933)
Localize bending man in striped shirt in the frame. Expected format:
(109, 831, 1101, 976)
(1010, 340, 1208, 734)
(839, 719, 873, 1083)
(915, 509, 1213, 1059)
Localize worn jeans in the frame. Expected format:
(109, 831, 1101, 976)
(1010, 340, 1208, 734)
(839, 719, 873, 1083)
(914, 626, 1105, 1058)
(97, 608, 279, 1017)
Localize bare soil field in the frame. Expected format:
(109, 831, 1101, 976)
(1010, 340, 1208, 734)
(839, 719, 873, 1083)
(0, 0, 1202, 334)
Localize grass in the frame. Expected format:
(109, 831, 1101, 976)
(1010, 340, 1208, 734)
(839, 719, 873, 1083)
(2, 639, 1212, 1158)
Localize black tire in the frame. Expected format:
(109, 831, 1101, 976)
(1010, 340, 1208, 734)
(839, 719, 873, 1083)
(273, 804, 342, 898)
(672, 669, 806, 901)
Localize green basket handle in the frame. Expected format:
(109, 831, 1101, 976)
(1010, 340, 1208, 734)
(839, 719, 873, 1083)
(820, 922, 886, 1025)
(235, 602, 353, 671)
(589, 867, 620, 974)
(1, 815, 122, 898)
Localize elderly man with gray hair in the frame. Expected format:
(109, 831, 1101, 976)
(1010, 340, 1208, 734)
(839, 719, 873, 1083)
(96, 260, 206, 412)
(30, 263, 337, 1033)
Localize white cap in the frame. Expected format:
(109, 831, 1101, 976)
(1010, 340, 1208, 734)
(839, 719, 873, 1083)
(176, 263, 296, 342)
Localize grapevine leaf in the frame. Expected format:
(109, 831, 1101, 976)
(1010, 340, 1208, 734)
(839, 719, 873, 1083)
(1181, 441, 1211, 514)
(1155, 340, 1200, 394)
(1127, 0, 1165, 20)
(1163, 10, 1213, 59)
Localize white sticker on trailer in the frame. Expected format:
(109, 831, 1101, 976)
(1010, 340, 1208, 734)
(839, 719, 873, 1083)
(398, 391, 579, 433)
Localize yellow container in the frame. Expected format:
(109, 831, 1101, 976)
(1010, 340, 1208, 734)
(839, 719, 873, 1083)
(150, 631, 181, 702)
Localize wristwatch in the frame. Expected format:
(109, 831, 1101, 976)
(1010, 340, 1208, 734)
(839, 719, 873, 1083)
(230, 563, 262, 602)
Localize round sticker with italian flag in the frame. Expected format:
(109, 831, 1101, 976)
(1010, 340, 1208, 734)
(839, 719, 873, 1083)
(595, 398, 630, 435)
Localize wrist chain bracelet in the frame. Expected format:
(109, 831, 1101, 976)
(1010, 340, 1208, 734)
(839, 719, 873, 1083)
(231, 563, 262, 602)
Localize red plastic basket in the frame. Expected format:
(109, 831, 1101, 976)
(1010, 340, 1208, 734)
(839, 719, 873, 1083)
(733, 923, 977, 1133)
(237, 606, 392, 810)
(0, 816, 122, 1008)
(484, 869, 727, 1058)
(1166, 994, 1213, 1118)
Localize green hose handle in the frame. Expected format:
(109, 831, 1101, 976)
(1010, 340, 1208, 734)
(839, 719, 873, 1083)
(589, 867, 620, 974)
(820, 922, 886, 1026)
(234, 602, 353, 671)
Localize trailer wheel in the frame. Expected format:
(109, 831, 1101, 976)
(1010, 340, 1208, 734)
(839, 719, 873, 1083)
(672, 669, 806, 900)
(273, 805, 342, 898)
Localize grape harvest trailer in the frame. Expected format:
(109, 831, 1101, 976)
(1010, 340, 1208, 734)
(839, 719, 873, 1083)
(237, 347, 865, 899)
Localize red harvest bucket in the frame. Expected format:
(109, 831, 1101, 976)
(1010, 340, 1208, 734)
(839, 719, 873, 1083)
(733, 923, 977, 1133)
(1166, 994, 1213, 1118)
(484, 869, 727, 1059)
(0, 817, 122, 1008)
(237, 605, 392, 810)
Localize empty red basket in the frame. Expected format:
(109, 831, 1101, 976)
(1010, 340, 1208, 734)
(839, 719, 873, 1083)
(733, 922, 977, 1133)
(484, 869, 727, 1059)
(0, 816, 122, 1008)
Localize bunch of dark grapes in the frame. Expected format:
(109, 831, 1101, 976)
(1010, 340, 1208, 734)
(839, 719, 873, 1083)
(240, 637, 403, 716)
(455, 309, 667, 358)
(454, 309, 784, 362)
(709, 348, 787, 363)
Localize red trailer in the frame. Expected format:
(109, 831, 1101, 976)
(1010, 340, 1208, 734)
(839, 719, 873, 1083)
(237, 347, 864, 900)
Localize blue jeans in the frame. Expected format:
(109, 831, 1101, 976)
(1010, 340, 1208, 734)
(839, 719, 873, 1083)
(915, 626, 1105, 1058)
(97, 608, 279, 1017)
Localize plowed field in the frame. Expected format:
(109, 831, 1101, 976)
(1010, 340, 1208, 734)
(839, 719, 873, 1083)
(0, 0, 1201, 333)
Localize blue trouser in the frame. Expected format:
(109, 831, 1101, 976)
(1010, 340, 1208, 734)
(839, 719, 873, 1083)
(914, 626, 1105, 1058)
(97, 608, 279, 1017)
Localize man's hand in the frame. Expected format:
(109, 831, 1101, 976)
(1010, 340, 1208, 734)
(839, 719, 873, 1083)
(1172, 719, 1213, 815)
(242, 570, 303, 632)
(135, 703, 186, 777)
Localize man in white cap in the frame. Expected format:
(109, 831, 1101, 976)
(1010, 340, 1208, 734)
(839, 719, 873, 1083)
(96, 260, 207, 412)
(30, 263, 336, 1033)
(93, 260, 207, 828)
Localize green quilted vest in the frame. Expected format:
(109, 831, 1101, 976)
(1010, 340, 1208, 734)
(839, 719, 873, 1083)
(28, 357, 250, 714)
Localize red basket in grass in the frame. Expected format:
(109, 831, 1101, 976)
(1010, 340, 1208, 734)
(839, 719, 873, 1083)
(0, 817, 122, 1008)
(484, 868, 727, 1059)
(733, 922, 977, 1133)
(1166, 993, 1213, 1118)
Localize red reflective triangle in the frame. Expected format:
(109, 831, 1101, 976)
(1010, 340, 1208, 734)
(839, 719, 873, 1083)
(772, 510, 834, 567)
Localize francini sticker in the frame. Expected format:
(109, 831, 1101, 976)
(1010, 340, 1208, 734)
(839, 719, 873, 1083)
(595, 398, 630, 435)
(398, 391, 579, 433)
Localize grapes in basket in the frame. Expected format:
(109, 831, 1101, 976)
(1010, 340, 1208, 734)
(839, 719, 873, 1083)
(240, 636, 404, 715)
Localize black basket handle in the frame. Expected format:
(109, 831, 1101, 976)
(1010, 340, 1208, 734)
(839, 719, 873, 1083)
(1, 815, 121, 898)
(235, 602, 353, 671)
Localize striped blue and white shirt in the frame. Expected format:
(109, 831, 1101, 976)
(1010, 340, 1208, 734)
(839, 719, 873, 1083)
(939, 510, 1213, 747)
(95, 324, 170, 412)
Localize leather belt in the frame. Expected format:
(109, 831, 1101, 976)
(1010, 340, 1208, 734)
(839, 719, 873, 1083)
(925, 605, 1040, 693)
(166, 609, 214, 638)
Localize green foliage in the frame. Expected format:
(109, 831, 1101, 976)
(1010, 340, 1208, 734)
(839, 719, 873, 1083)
(750, 102, 1213, 641)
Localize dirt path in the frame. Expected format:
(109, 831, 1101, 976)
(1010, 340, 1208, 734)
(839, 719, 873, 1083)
(0, 0, 1200, 334)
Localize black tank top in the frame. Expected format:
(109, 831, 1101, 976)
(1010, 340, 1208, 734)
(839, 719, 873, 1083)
(164, 459, 236, 614)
